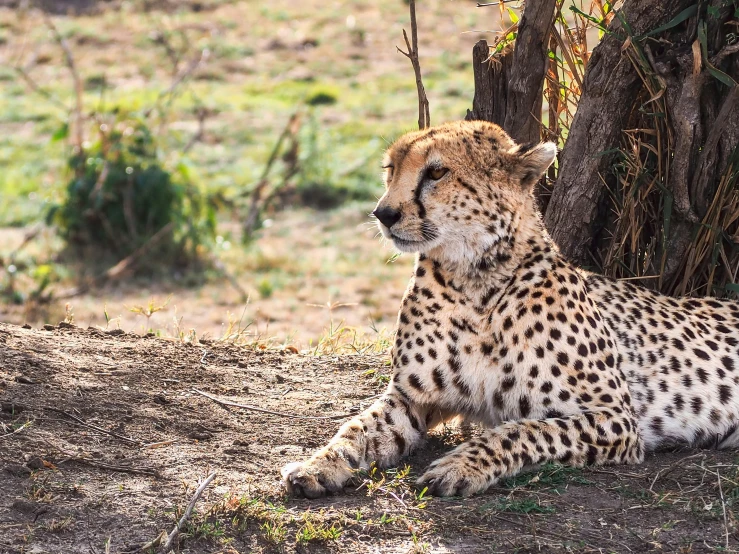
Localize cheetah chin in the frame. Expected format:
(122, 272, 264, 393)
(282, 120, 739, 498)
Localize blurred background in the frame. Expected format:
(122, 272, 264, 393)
(0, 0, 506, 348)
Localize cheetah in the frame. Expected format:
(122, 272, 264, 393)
(282, 120, 739, 498)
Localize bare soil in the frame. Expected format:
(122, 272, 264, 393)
(2, 322, 739, 553)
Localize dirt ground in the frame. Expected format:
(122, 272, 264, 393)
(2, 322, 739, 553)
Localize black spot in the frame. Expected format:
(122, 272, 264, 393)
(519, 396, 531, 418)
(719, 384, 732, 404)
(697, 368, 709, 384)
(691, 396, 703, 414)
(432, 367, 445, 389)
(453, 376, 472, 396)
(722, 356, 735, 372)
(693, 348, 710, 361)
(408, 373, 424, 391)
(393, 432, 406, 453)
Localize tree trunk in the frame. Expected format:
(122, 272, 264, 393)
(465, 41, 513, 127)
(465, 0, 556, 145)
(543, 0, 695, 267)
(468, 0, 739, 297)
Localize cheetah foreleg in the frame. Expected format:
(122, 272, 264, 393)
(282, 392, 428, 498)
(417, 410, 644, 497)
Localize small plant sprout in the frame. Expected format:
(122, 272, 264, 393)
(63, 303, 74, 324)
(127, 296, 171, 332)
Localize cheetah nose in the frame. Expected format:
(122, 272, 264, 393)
(373, 207, 402, 229)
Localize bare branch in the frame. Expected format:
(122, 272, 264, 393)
(399, 0, 430, 130)
(40, 12, 84, 153)
(52, 222, 175, 300)
(14, 56, 69, 112)
(182, 107, 209, 154)
(159, 473, 217, 553)
(192, 388, 353, 420)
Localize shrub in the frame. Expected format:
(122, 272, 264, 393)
(48, 115, 215, 265)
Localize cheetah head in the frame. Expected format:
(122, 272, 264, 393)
(373, 120, 556, 268)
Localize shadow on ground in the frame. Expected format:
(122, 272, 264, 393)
(0, 322, 737, 553)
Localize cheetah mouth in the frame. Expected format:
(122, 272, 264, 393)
(390, 233, 430, 252)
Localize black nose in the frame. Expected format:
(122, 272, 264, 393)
(373, 207, 401, 229)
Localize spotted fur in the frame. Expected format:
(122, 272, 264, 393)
(282, 120, 739, 498)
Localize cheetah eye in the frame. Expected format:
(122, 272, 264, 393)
(428, 167, 448, 181)
(383, 165, 394, 181)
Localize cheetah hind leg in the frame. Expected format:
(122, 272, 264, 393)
(417, 411, 644, 497)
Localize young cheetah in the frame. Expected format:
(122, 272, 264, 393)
(282, 120, 739, 498)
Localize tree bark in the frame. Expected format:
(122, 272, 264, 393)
(465, 41, 512, 127)
(503, 0, 557, 145)
(543, 0, 696, 266)
(464, 0, 556, 145)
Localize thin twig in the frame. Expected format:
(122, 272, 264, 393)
(191, 389, 352, 420)
(717, 467, 730, 551)
(209, 253, 248, 302)
(0, 420, 33, 440)
(52, 222, 175, 300)
(7, 225, 41, 265)
(136, 531, 167, 553)
(60, 456, 160, 477)
(712, 41, 739, 67)
(41, 11, 84, 152)
(1, 400, 143, 445)
(159, 472, 217, 553)
(42, 439, 159, 477)
(397, 0, 430, 129)
(648, 453, 703, 493)
(241, 111, 303, 237)
(14, 64, 68, 111)
(52, 408, 142, 445)
(182, 107, 209, 154)
(145, 48, 209, 119)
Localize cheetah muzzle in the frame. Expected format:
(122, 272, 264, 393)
(282, 120, 739, 498)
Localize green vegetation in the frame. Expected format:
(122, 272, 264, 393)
(48, 116, 215, 262)
(0, 2, 480, 229)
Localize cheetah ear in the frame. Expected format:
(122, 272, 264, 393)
(508, 142, 557, 190)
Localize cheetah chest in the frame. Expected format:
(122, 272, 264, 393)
(392, 274, 509, 425)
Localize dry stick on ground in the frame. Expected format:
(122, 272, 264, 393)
(192, 388, 352, 420)
(52, 222, 175, 300)
(648, 452, 704, 493)
(717, 466, 730, 551)
(397, 0, 430, 130)
(42, 439, 160, 477)
(60, 456, 160, 477)
(159, 472, 217, 553)
(1, 400, 143, 445)
(0, 420, 33, 440)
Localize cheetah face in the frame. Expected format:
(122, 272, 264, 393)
(373, 121, 556, 266)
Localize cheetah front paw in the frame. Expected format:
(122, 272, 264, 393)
(281, 454, 354, 499)
(416, 452, 493, 497)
